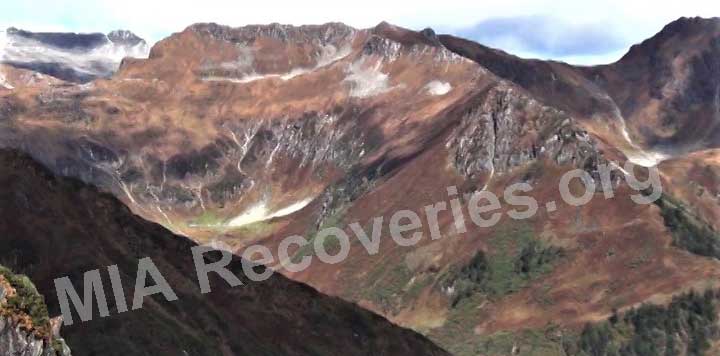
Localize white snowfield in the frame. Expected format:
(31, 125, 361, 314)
(0, 31, 11, 89)
(227, 198, 314, 227)
(596, 90, 671, 167)
(623, 147, 670, 168)
(425, 80, 452, 96)
(620, 118, 670, 167)
(0, 28, 150, 81)
(344, 57, 391, 98)
(0, 70, 11, 89)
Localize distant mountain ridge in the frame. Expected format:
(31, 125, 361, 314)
(0, 27, 149, 82)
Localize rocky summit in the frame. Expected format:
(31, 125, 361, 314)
(1, 15, 720, 356)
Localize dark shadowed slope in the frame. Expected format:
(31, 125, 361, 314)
(0, 148, 450, 356)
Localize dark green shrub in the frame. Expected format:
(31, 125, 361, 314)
(656, 195, 720, 260)
(575, 290, 720, 356)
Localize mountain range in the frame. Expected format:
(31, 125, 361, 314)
(1, 17, 720, 355)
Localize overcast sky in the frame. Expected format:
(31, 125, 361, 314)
(1, 0, 719, 65)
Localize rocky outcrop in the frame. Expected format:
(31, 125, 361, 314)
(0, 269, 71, 356)
(0, 317, 70, 356)
(189, 22, 356, 45)
(448, 85, 604, 180)
(440, 17, 720, 163)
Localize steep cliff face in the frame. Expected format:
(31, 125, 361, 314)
(0, 317, 67, 356)
(446, 84, 601, 179)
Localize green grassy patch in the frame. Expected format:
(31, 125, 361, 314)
(227, 220, 274, 237)
(443, 224, 564, 306)
(361, 263, 415, 314)
(188, 210, 226, 227)
(429, 295, 569, 356)
(472, 328, 569, 356)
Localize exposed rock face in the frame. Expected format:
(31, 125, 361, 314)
(0, 317, 70, 356)
(0, 27, 149, 83)
(0, 269, 71, 356)
(184, 22, 357, 82)
(106, 30, 145, 47)
(190, 22, 355, 43)
(447, 85, 600, 180)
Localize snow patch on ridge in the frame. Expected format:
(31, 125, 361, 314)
(0, 31, 12, 89)
(227, 198, 314, 227)
(0, 69, 11, 89)
(205, 68, 310, 83)
(314, 43, 353, 68)
(425, 80, 452, 96)
(203, 43, 352, 84)
(344, 57, 391, 98)
(620, 126, 670, 167)
(596, 90, 671, 167)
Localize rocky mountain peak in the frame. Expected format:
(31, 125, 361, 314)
(619, 16, 720, 63)
(371, 21, 442, 47)
(107, 29, 146, 47)
(5, 27, 109, 51)
(659, 16, 720, 38)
